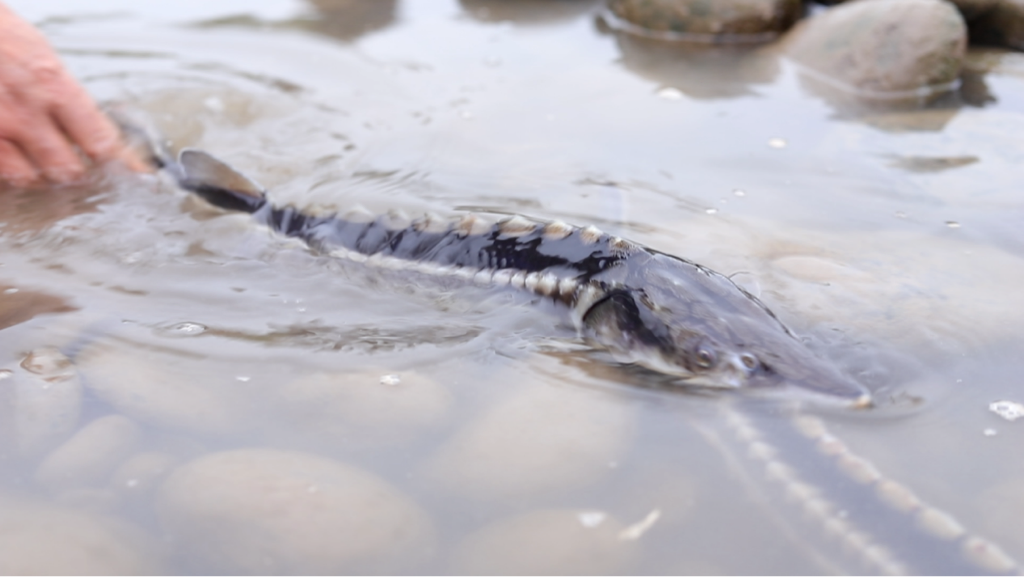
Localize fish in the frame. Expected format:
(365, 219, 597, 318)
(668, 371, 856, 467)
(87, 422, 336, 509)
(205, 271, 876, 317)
(113, 118, 1024, 575)
(119, 115, 870, 407)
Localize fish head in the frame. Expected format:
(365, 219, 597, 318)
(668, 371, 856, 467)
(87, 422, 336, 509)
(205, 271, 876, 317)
(579, 268, 872, 408)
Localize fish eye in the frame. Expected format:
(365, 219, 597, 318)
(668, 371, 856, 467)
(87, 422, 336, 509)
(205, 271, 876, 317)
(695, 347, 716, 369)
(740, 353, 759, 370)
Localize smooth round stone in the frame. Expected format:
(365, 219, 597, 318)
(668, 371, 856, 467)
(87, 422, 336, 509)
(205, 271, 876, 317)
(156, 448, 434, 574)
(450, 509, 636, 575)
(820, 0, 997, 20)
(109, 451, 179, 504)
(76, 342, 256, 436)
(0, 494, 157, 574)
(35, 414, 143, 492)
(278, 369, 452, 449)
(608, 0, 802, 41)
(0, 347, 82, 458)
(786, 0, 967, 98)
(423, 383, 635, 500)
(970, 0, 1024, 49)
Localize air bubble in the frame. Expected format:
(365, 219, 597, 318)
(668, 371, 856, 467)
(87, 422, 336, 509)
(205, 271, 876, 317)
(577, 511, 606, 528)
(379, 374, 401, 386)
(170, 322, 207, 336)
(768, 138, 787, 149)
(656, 87, 683, 100)
(945, 221, 961, 229)
(203, 96, 225, 112)
(705, 208, 718, 215)
(989, 400, 1024, 421)
(0, 369, 11, 380)
(733, 189, 746, 197)
(3, 288, 18, 294)
(983, 428, 997, 437)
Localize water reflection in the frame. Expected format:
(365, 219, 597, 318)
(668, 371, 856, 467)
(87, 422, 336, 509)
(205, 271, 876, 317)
(0, 179, 109, 235)
(303, 0, 396, 41)
(609, 31, 780, 99)
(459, 0, 601, 25)
(191, 0, 398, 43)
(0, 287, 75, 331)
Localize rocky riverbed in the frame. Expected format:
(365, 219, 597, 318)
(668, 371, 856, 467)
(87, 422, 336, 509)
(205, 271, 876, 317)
(3, 0, 1024, 573)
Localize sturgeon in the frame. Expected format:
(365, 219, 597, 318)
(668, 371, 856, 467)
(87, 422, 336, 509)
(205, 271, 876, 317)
(135, 135, 871, 407)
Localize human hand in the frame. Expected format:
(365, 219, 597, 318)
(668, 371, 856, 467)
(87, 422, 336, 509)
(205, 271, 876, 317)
(0, 3, 144, 187)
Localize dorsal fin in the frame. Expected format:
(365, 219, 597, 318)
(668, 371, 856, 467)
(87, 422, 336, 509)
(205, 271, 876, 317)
(178, 148, 267, 213)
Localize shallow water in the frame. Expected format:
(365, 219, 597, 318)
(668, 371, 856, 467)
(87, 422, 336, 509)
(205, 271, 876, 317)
(3, 0, 1024, 574)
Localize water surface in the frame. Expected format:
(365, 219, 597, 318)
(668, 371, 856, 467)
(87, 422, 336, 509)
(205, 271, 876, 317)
(3, 0, 1024, 573)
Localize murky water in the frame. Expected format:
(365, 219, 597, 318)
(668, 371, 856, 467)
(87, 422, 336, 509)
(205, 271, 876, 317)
(3, 0, 1024, 574)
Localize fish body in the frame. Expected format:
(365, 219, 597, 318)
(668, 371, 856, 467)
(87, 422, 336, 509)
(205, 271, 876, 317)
(159, 147, 871, 407)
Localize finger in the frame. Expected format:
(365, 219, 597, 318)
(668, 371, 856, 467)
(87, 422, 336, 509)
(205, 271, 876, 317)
(51, 85, 122, 162)
(16, 115, 86, 183)
(0, 138, 39, 186)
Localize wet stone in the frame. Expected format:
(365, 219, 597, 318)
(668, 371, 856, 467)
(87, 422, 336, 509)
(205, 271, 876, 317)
(35, 414, 143, 493)
(109, 451, 179, 504)
(821, 0, 998, 21)
(76, 342, 258, 437)
(607, 0, 802, 42)
(970, 0, 1024, 50)
(0, 348, 82, 458)
(0, 494, 157, 574)
(155, 448, 434, 574)
(450, 509, 636, 574)
(423, 382, 635, 500)
(277, 368, 452, 449)
(786, 0, 967, 99)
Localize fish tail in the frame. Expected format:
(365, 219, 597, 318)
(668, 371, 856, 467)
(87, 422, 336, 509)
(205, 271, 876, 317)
(106, 104, 267, 214)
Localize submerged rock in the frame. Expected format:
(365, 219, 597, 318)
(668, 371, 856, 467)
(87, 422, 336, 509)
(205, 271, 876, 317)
(76, 342, 258, 437)
(35, 414, 143, 493)
(0, 348, 82, 459)
(786, 0, 967, 99)
(970, 0, 1024, 50)
(818, 0, 997, 21)
(0, 494, 157, 574)
(423, 381, 635, 500)
(155, 448, 434, 574)
(277, 368, 452, 450)
(607, 0, 802, 42)
(450, 509, 637, 574)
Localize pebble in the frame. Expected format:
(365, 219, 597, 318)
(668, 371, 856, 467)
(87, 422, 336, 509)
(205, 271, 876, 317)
(35, 414, 143, 493)
(422, 382, 635, 500)
(76, 342, 256, 436)
(277, 369, 452, 449)
(785, 0, 967, 100)
(0, 494, 157, 574)
(450, 509, 636, 575)
(0, 348, 82, 458)
(607, 0, 802, 42)
(155, 448, 434, 574)
(971, 0, 1024, 50)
